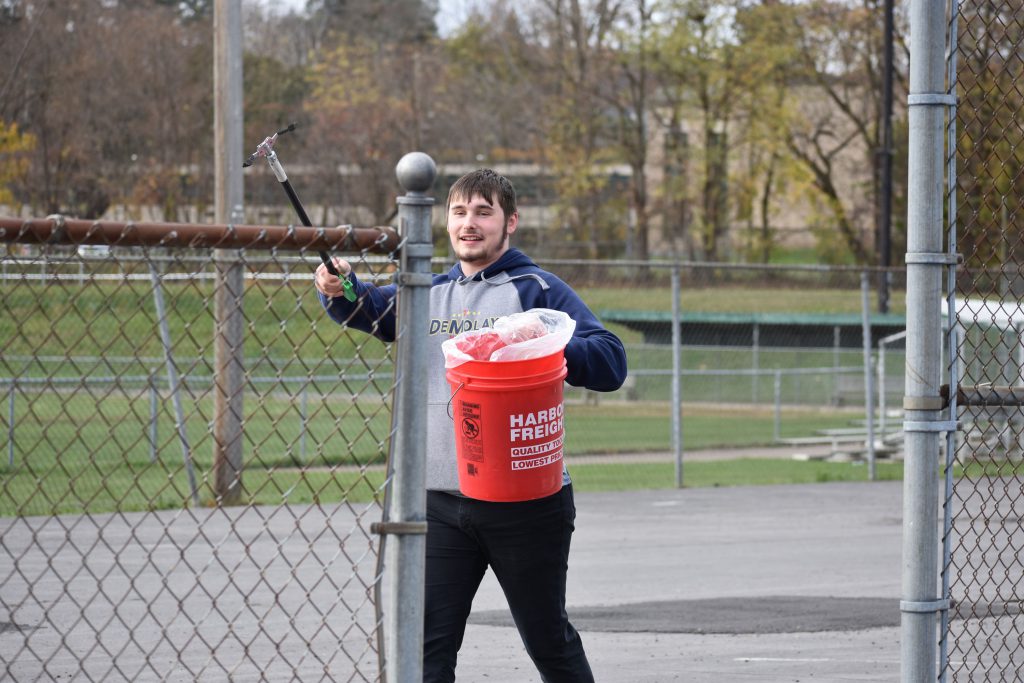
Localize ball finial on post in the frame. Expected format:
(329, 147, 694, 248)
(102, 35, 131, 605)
(396, 152, 437, 195)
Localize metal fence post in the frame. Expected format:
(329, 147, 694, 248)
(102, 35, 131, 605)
(773, 370, 782, 442)
(879, 340, 888, 442)
(6, 378, 13, 467)
(299, 381, 309, 464)
(149, 368, 159, 463)
(860, 272, 877, 480)
(385, 152, 435, 683)
(149, 261, 200, 505)
(902, 0, 949, 679)
(671, 264, 683, 488)
(833, 325, 841, 404)
(752, 322, 760, 403)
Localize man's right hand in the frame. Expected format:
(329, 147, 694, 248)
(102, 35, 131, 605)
(315, 257, 353, 297)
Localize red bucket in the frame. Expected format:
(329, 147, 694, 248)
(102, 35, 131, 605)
(446, 351, 568, 502)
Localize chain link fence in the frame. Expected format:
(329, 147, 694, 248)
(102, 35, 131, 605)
(943, 0, 1024, 678)
(0, 218, 913, 679)
(537, 260, 908, 478)
(1, 217, 400, 681)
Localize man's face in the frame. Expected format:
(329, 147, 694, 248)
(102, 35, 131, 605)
(447, 192, 518, 274)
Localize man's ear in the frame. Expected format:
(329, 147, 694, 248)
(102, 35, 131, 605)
(506, 211, 519, 236)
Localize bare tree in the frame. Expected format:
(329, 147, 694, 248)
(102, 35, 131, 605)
(598, 0, 654, 261)
(0, 1, 213, 217)
(647, 0, 746, 262)
(788, 0, 910, 264)
(523, 0, 624, 258)
(304, 37, 445, 223)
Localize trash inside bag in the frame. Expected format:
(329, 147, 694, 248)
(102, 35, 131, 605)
(451, 331, 508, 362)
(442, 309, 576, 368)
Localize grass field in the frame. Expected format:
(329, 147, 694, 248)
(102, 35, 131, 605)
(570, 458, 906, 490)
(0, 276, 903, 357)
(564, 403, 861, 453)
(0, 388, 862, 464)
(1, 272, 912, 517)
(0, 275, 903, 407)
(0, 390, 888, 517)
(576, 284, 905, 316)
(0, 278, 386, 361)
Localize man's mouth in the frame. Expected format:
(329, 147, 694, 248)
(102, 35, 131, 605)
(460, 234, 483, 242)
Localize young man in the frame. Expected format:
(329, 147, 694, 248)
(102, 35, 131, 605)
(315, 168, 627, 682)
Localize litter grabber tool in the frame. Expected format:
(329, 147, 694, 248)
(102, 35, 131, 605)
(244, 124, 357, 302)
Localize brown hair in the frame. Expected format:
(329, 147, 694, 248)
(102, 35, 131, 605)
(446, 168, 517, 221)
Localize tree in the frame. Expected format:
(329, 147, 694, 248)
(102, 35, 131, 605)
(730, 0, 809, 263)
(0, 2, 213, 217)
(522, 0, 625, 258)
(242, 2, 321, 69)
(305, 37, 442, 223)
(0, 1, 124, 215)
(439, 7, 544, 162)
(649, 0, 745, 262)
(786, 0, 910, 265)
(308, 0, 438, 45)
(0, 120, 35, 206)
(599, 0, 655, 261)
(243, 53, 309, 147)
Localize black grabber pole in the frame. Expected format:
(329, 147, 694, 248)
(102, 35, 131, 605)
(244, 125, 356, 301)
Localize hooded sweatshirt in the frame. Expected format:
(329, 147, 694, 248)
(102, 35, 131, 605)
(318, 248, 627, 491)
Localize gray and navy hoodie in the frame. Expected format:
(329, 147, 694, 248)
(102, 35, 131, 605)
(318, 248, 627, 492)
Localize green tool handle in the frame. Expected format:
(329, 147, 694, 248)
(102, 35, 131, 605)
(317, 250, 357, 302)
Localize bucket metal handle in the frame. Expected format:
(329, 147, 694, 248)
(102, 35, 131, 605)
(447, 382, 465, 420)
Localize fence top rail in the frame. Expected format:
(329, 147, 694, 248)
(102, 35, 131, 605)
(0, 215, 400, 254)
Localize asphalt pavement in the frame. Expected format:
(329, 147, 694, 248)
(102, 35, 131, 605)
(1, 475, 910, 682)
(456, 480, 907, 682)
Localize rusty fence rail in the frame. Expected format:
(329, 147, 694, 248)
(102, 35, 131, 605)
(0, 214, 404, 681)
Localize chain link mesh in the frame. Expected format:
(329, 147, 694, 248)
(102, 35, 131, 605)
(0, 217, 916, 678)
(946, 0, 1024, 677)
(1, 225, 397, 681)
(526, 260, 907, 481)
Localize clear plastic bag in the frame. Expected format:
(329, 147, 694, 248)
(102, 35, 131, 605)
(442, 308, 576, 368)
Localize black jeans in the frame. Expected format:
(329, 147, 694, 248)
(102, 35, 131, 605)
(423, 485, 594, 683)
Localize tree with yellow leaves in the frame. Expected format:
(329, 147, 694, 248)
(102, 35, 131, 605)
(0, 120, 35, 207)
